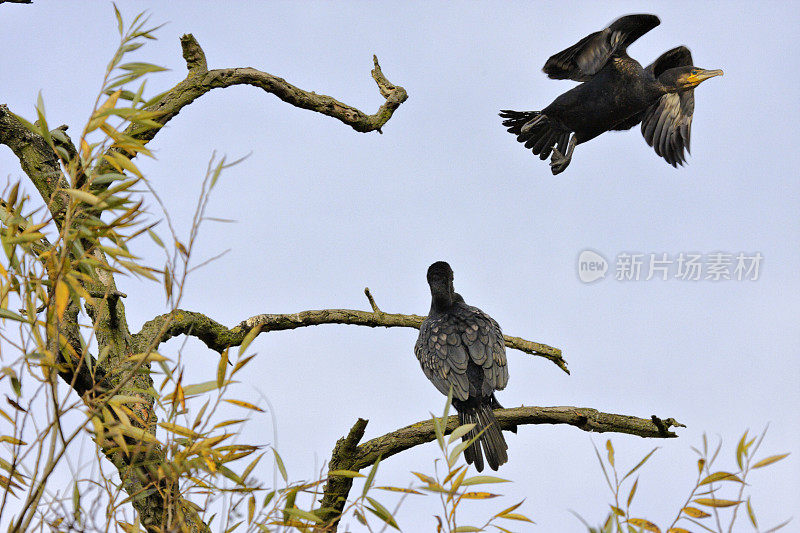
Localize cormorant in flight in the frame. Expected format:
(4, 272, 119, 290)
(500, 14, 723, 174)
(415, 261, 511, 471)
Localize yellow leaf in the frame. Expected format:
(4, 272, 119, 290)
(459, 491, 500, 499)
(752, 453, 790, 469)
(498, 512, 534, 523)
(55, 280, 69, 320)
(224, 399, 264, 412)
(666, 529, 691, 533)
(699, 471, 743, 485)
(159, 422, 200, 439)
(374, 486, 423, 495)
(627, 518, 660, 532)
(63, 188, 102, 206)
(682, 506, 710, 518)
(0, 436, 26, 446)
(128, 352, 168, 363)
(217, 349, 228, 388)
(606, 439, 614, 467)
(693, 498, 742, 508)
(110, 151, 142, 178)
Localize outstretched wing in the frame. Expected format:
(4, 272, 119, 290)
(543, 14, 660, 81)
(640, 46, 695, 166)
(414, 303, 508, 401)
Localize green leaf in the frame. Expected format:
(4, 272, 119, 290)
(119, 62, 168, 73)
(448, 423, 476, 445)
(0, 309, 25, 322)
(281, 508, 322, 523)
(622, 447, 659, 481)
(459, 475, 510, 486)
(113, 3, 123, 35)
(362, 455, 381, 497)
(147, 229, 164, 248)
(365, 497, 399, 530)
(272, 447, 287, 483)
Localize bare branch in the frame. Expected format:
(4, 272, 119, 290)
(132, 296, 568, 373)
(315, 408, 683, 530)
(94, 33, 407, 182)
(353, 407, 683, 471)
(315, 418, 369, 529)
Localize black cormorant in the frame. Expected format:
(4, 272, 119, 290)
(500, 14, 723, 174)
(415, 261, 511, 472)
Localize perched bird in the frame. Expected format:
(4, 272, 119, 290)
(414, 261, 511, 472)
(500, 14, 723, 175)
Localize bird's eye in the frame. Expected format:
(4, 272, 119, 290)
(691, 69, 699, 75)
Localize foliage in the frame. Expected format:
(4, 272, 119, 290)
(406, 391, 534, 533)
(580, 429, 790, 533)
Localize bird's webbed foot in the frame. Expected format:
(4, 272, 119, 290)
(549, 135, 577, 176)
(549, 147, 572, 175)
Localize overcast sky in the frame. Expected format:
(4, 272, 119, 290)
(1, 1, 798, 531)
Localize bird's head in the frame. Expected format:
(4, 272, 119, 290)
(660, 66, 724, 91)
(427, 261, 455, 307)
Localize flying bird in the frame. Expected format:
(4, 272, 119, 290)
(500, 14, 723, 175)
(414, 261, 511, 472)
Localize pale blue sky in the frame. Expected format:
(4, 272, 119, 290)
(1, 1, 798, 531)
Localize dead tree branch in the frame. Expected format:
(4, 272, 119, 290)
(132, 287, 568, 373)
(316, 408, 684, 530)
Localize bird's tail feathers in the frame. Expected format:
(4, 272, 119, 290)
(457, 402, 508, 472)
(458, 408, 484, 473)
(477, 403, 508, 471)
(499, 109, 571, 160)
